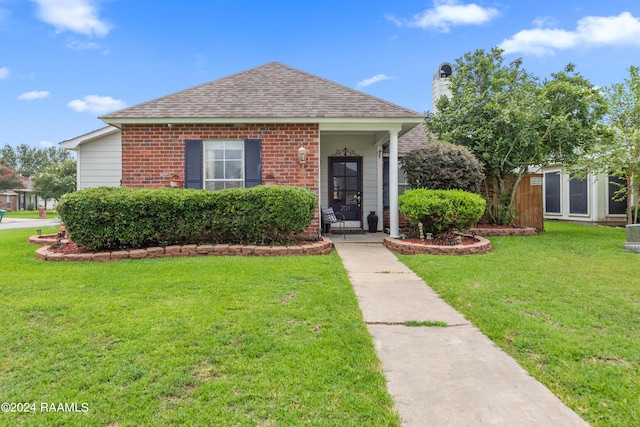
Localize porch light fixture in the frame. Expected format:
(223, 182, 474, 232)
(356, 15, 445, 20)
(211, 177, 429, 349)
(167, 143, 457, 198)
(297, 146, 309, 165)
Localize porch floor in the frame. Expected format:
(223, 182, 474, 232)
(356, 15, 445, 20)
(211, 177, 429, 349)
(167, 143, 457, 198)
(324, 231, 386, 243)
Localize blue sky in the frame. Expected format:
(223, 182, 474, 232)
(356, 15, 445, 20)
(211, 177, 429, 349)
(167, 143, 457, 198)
(1, 0, 640, 149)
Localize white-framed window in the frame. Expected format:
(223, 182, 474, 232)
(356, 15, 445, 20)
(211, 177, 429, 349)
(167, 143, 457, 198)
(607, 175, 627, 216)
(569, 174, 588, 215)
(204, 140, 244, 190)
(544, 170, 561, 214)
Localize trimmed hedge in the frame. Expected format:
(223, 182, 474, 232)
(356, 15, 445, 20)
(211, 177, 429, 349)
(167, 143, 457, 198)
(57, 186, 317, 251)
(398, 189, 486, 234)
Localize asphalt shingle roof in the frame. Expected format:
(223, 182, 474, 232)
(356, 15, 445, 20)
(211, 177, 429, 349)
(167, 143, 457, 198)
(101, 62, 423, 120)
(398, 122, 434, 154)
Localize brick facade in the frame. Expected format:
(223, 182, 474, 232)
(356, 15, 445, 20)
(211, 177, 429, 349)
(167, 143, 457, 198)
(120, 123, 321, 239)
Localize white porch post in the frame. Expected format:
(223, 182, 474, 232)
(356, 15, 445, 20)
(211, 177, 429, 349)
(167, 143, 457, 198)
(389, 128, 400, 238)
(376, 143, 384, 231)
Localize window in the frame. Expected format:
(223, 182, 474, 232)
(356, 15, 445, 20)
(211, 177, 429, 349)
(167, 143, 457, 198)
(544, 171, 561, 214)
(204, 140, 244, 190)
(608, 175, 627, 215)
(569, 174, 588, 215)
(185, 139, 261, 190)
(383, 158, 409, 208)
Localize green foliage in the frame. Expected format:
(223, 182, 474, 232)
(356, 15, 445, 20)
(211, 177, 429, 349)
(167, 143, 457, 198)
(57, 185, 317, 250)
(398, 189, 486, 234)
(32, 160, 77, 202)
(401, 140, 485, 193)
(0, 143, 73, 177)
(427, 48, 607, 224)
(0, 164, 23, 192)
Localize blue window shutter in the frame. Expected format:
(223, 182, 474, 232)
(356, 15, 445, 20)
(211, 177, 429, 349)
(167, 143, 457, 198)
(244, 139, 262, 187)
(184, 139, 203, 189)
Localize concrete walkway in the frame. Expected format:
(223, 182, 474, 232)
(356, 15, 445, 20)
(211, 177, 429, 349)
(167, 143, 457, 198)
(332, 237, 589, 427)
(0, 217, 61, 230)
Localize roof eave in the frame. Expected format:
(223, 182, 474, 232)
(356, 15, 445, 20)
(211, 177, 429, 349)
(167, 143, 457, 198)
(100, 116, 425, 126)
(59, 126, 120, 150)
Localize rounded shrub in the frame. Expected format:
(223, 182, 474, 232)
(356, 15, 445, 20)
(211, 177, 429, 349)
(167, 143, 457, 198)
(398, 189, 486, 234)
(401, 141, 485, 193)
(57, 185, 317, 251)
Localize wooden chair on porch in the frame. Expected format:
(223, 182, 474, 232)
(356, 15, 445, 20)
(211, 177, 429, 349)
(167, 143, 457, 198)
(321, 207, 346, 238)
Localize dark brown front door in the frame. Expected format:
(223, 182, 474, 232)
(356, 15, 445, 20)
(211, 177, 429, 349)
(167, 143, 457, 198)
(329, 157, 362, 223)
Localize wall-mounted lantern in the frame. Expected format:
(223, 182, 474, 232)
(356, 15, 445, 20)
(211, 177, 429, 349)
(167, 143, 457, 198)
(297, 146, 309, 166)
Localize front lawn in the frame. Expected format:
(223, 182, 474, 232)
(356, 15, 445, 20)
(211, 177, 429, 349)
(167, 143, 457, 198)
(0, 228, 399, 426)
(398, 221, 640, 427)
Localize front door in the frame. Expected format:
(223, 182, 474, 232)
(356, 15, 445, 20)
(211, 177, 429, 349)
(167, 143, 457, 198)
(329, 157, 363, 227)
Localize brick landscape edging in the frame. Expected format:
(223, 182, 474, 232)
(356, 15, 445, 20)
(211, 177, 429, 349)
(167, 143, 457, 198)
(34, 237, 333, 262)
(469, 227, 537, 236)
(384, 236, 492, 255)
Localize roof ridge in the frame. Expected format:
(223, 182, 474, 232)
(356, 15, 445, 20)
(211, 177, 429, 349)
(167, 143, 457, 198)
(100, 62, 424, 120)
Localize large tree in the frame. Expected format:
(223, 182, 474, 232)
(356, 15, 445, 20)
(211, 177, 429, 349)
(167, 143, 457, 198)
(427, 47, 607, 224)
(32, 160, 77, 206)
(0, 144, 73, 178)
(569, 66, 640, 224)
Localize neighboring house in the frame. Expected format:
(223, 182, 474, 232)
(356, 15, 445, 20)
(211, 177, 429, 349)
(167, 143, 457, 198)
(62, 62, 424, 238)
(0, 173, 37, 211)
(542, 166, 628, 225)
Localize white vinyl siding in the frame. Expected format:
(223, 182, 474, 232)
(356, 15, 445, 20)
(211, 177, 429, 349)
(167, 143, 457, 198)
(77, 132, 122, 189)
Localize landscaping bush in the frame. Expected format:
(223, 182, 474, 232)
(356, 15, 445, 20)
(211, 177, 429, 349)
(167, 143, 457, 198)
(57, 185, 317, 250)
(401, 141, 485, 193)
(398, 189, 486, 234)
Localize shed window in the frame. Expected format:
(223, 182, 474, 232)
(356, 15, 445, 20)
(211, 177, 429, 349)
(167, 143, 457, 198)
(544, 171, 561, 214)
(569, 175, 588, 215)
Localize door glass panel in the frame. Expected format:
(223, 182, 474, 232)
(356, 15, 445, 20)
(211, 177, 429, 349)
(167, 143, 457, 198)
(330, 158, 361, 222)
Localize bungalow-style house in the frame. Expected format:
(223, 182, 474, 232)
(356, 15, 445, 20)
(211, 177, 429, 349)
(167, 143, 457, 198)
(61, 62, 425, 238)
(542, 165, 628, 225)
(0, 172, 37, 211)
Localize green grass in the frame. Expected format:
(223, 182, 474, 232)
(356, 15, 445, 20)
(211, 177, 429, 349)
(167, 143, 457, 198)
(1, 210, 58, 219)
(0, 228, 399, 426)
(403, 320, 448, 327)
(398, 221, 640, 427)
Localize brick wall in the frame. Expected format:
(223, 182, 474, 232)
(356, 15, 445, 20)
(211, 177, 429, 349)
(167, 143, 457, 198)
(120, 123, 321, 239)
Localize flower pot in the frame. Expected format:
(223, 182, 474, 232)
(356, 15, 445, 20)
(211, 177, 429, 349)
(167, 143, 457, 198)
(367, 211, 378, 233)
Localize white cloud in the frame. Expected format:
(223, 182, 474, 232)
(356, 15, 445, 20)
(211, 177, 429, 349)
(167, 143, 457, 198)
(387, 0, 500, 33)
(17, 90, 50, 100)
(356, 74, 394, 90)
(500, 12, 640, 56)
(67, 39, 99, 50)
(67, 95, 126, 114)
(0, 67, 9, 79)
(31, 0, 112, 37)
(39, 140, 54, 148)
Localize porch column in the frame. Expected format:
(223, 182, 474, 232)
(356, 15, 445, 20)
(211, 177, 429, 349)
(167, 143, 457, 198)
(389, 129, 400, 238)
(376, 143, 384, 231)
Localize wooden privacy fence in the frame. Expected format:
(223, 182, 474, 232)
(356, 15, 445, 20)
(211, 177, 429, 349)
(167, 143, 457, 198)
(514, 173, 544, 230)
